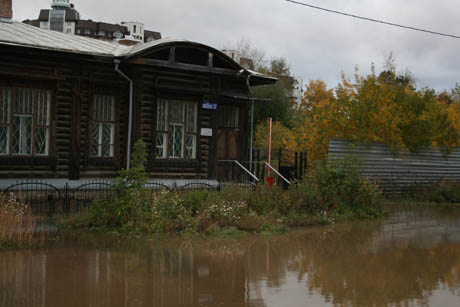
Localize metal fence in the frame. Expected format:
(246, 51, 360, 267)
(1, 179, 219, 215)
(216, 160, 258, 188)
(328, 138, 460, 193)
(278, 149, 307, 188)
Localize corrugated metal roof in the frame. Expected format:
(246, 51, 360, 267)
(0, 20, 129, 57)
(0, 20, 276, 82)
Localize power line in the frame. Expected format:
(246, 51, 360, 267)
(285, 0, 460, 40)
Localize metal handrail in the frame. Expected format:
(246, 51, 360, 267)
(264, 162, 291, 185)
(218, 160, 260, 183)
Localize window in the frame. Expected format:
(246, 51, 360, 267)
(90, 95, 115, 158)
(156, 99, 197, 159)
(0, 87, 51, 156)
(113, 30, 123, 39)
(218, 105, 239, 128)
(40, 22, 48, 29)
(133, 25, 137, 33)
(84, 29, 91, 35)
(50, 10, 65, 32)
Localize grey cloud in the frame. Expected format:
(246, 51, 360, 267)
(13, 0, 460, 91)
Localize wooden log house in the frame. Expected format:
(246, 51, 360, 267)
(0, 20, 276, 181)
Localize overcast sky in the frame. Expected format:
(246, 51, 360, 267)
(12, 0, 460, 92)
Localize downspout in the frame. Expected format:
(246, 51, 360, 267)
(245, 74, 255, 173)
(114, 59, 133, 171)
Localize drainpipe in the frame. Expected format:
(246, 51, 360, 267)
(114, 59, 133, 171)
(245, 74, 255, 173)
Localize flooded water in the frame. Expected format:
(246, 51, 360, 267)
(2, 206, 460, 307)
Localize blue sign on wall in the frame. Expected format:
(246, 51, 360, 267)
(202, 101, 217, 110)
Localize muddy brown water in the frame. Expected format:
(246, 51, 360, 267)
(2, 206, 460, 307)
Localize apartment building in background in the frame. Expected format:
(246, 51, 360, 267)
(23, 0, 161, 44)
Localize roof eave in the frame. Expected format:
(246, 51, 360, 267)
(0, 40, 116, 59)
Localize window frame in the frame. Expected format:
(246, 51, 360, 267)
(0, 86, 53, 157)
(88, 93, 119, 160)
(154, 98, 199, 161)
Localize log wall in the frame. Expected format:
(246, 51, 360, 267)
(0, 46, 250, 180)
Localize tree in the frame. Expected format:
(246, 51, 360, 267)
(222, 38, 266, 70)
(252, 57, 296, 126)
(292, 65, 460, 166)
(254, 121, 298, 154)
(223, 39, 296, 126)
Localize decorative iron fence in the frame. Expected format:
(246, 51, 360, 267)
(1, 179, 219, 215)
(3, 180, 61, 215)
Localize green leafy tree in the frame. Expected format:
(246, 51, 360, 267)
(253, 57, 295, 126)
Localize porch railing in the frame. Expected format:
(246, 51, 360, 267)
(216, 160, 259, 187)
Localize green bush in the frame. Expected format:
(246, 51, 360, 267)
(289, 156, 382, 217)
(77, 150, 382, 236)
(89, 139, 149, 231)
(248, 185, 291, 215)
(404, 181, 460, 203)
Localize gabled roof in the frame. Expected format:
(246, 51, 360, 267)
(0, 20, 277, 84)
(0, 20, 128, 56)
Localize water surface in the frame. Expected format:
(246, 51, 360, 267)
(2, 206, 460, 307)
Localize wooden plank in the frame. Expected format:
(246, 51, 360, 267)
(129, 58, 239, 77)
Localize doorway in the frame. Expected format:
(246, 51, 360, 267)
(216, 105, 240, 160)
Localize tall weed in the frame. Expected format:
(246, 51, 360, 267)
(0, 193, 39, 248)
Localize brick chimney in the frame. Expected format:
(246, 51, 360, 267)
(0, 0, 12, 19)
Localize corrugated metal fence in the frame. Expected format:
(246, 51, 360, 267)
(328, 138, 460, 193)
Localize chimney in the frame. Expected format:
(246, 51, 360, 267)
(0, 0, 12, 20)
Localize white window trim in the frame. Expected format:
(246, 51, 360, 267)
(0, 87, 51, 156)
(91, 95, 116, 158)
(156, 99, 198, 160)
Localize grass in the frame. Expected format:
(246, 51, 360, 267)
(0, 193, 46, 249)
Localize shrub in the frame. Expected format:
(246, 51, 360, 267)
(289, 156, 382, 217)
(248, 184, 291, 215)
(89, 139, 149, 230)
(404, 180, 460, 203)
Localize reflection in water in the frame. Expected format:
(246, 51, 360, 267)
(1, 206, 460, 307)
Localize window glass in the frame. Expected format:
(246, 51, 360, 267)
(0, 87, 50, 156)
(218, 105, 239, 128)
(50, 10, 65, 32)
(91, 95, 115, 157)
(156, 99, 197, 159)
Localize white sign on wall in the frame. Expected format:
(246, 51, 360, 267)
(201, 128, 213, 137)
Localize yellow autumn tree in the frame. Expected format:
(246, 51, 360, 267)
(292, 67, 460, 166)
(254, 121, 298, 156)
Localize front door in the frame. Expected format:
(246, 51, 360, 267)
(216, 105, 240, 160)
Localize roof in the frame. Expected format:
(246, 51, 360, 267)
(65, 10, 79, 22)
(0, 20, 129, 57)
(144, 29, 161, 40)
(75, 20, 128, 33)
(38, 9, 50, 21)
(0, 20, 277, 83)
